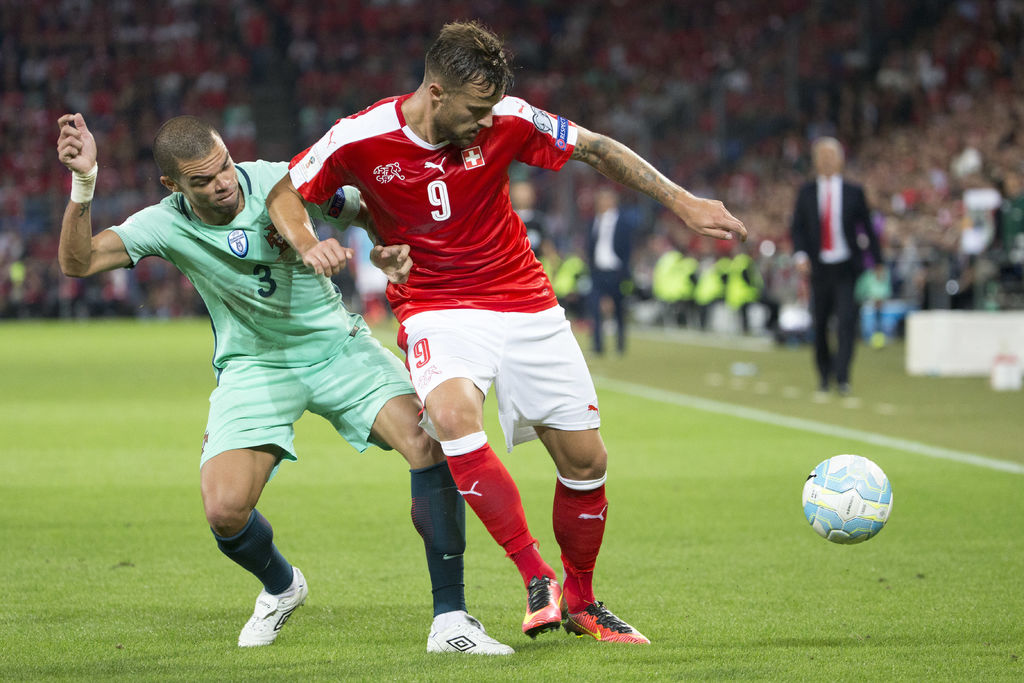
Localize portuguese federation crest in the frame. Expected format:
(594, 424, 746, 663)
(227, 229, 248, 257)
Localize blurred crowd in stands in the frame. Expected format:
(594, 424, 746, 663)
(2, 0, 1022, 338)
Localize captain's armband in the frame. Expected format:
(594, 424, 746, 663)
(320, 185, 361, 229)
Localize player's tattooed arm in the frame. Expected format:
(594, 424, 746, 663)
(56, 113, 132, 276)
(571, 128, 678, 206)
(57, 199, 131, 277)
(571, 125, 747, 242)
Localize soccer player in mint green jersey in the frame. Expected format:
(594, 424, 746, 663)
(55, 113, 513, 655)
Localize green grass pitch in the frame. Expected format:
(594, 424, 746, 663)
(1, 319, 1021, 680)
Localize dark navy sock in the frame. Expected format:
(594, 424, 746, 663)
(410, 461, 467, 616)
(214, 509, 294, 595)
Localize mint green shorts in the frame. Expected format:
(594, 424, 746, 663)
(200, 326, 414, 469)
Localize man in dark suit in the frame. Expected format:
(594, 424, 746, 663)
(587, 187, 639, 355)
(790, 137, 883, 395)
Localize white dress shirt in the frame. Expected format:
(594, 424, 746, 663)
(817, 174, 851, 264)
(593, 208, 622, 270)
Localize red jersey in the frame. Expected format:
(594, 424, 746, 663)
(288, 94, 577, 322)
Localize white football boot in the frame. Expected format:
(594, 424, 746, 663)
(238, 567, 308, 647)
(427, 611, 514, 655)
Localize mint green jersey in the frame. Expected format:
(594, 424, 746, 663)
(110, 160, 362, 371)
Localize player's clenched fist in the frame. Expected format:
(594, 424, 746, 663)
(301, 238, 352, 277)
(56, 113, 97, 175)
(370, 244, 413, 284)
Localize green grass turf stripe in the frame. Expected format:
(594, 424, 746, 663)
(595, 376, 1024, 475)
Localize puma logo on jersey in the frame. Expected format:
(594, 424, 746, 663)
(587, 404, 599, 413)
(578, 505, 607, 521)
(457, 481, 483, 497)
(374, 162, 405, 183)
(425, 159, 446, 174)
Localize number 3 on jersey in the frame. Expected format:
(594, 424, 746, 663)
(428, 180, 450, 221)
(253, 264, 277, 297)
(412, 338, 431, 368)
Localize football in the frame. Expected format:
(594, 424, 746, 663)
(802, 454, 893, 544)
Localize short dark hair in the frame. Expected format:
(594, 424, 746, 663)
(153, 115, 221, 178)
(424, 20, 514, 96)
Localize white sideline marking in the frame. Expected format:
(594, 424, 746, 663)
(595, 377, 1024, 475)
(633, 327, 773, 352)
(781, 386, 802, 399)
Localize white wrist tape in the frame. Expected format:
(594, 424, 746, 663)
(70, 163, 98, 203)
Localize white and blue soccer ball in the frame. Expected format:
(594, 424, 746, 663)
(802, 454, 893, 544)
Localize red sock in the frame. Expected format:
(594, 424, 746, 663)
(445, 443, 554, 586)
(508, 543, 553, 588)
(553, 479, 607, 613)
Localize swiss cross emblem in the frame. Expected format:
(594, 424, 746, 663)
(462, 146, 485, 170)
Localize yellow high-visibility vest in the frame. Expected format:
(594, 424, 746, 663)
(694, 257, 730, 305)
(725, 253, 763, 309)
(652, 251, 698, 303)
(552, 255, 587, 298)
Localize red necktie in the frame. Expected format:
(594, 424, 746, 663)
(821, 183, 833, 251)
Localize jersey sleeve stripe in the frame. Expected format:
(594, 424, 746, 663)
(493, 96, 531, 118)
(494, 96, 577, 147)
(290, 102, 401, 191)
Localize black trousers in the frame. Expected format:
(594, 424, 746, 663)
(811, 261, 858, 386)
(590, 268, 627, 354)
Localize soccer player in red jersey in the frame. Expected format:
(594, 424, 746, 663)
(268, 21, 746, 644)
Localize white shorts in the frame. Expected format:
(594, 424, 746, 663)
(399, 305, 600, 451)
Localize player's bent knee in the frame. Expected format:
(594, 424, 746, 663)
(397, 427, 444, 468)
(373, 395, 443, 467)
(538, 427, 609, 481)
(427, 404, 483, 441)
(203, 496, 255, 537)
(558, 463, 607, 483)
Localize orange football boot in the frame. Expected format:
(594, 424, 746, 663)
(522, 576, 563, 638)
(562, 598, 650, 644)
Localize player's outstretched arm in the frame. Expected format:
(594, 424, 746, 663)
(571, 125, 747, 242)
(56, 113, 132, 277)
(267, 176, 353, 277)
